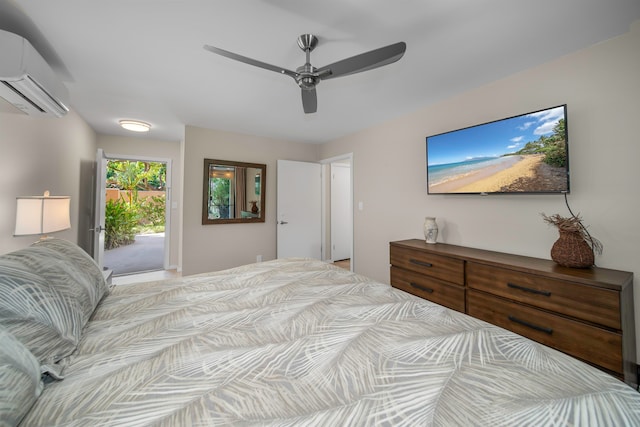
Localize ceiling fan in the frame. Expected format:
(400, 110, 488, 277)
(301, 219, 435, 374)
(203, 34, 406, 114)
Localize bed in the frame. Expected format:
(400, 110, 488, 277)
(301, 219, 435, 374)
(2, 238, 640, 426)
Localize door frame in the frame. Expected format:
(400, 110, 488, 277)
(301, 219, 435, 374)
(320, 153, 354, 271)
(97, 152, 173, 271)
(329, 162, 351, 262)
(93, 149, 108, 268)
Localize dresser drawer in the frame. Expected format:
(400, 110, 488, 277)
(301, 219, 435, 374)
(467, 289, 623, 374)
(391, 266, 465, 312)
(390, 245, 464, 285)
(466, 262, 621, 330)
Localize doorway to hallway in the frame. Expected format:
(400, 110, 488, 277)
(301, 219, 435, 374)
(275, 154, 354, 270)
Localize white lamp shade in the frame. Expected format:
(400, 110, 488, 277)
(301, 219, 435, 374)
(14, 195, 71, 236)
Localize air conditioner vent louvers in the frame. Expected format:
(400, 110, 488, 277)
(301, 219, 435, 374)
(0, 29, 69, 117)
(2, 80, 46, 113)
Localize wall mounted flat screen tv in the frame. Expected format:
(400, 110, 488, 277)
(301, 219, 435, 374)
(426, 105, 569, 195)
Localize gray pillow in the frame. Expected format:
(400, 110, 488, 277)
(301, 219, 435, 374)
(7, 239, 108, 324)
(0, 327, 43, 427)
(32, 238, 108, 299)
(0, 258, 83, 367)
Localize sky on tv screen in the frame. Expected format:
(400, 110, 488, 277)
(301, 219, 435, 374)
(427, 106, 565, 166)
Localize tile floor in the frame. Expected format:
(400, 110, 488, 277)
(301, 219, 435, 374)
(113, 258, 352, 286)
(112, 269, 180, 286)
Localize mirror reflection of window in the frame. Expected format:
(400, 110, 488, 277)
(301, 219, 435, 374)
(255, 173, 260, 196)
(208, 165, 235, 219)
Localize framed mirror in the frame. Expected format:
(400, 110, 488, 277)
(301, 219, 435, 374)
(202, 159, 266, 224)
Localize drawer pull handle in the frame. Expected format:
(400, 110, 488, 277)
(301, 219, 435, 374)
(508, 315, 553, 335)
(410, 259, 433, 268)
(410, 282, 434, 294)
(507, 282, 551, 297)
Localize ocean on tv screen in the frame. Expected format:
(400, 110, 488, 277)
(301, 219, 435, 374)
(426, 105, 568, 194)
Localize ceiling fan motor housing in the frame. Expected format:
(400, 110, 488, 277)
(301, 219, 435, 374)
(295, 64, 318, 89)
(296, 34, 319, 89)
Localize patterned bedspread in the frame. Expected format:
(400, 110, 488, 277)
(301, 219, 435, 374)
(21, 259, 640, 426)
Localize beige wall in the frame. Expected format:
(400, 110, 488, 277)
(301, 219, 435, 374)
(321, 21, 640, 347)
(96, 134, 182, 270)
(0, 109, 97, 254)
(181, 125, 319, 275)
(1, 20, 638, 352)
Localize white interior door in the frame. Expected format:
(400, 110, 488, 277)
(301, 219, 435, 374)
(331, 163, 352, 261)
(92, 149, 107, 268)
(277, 160, 321, 259)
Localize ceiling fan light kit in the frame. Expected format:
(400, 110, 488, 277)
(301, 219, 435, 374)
(204, 34, 406, 114)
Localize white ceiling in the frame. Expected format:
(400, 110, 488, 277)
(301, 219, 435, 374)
(1, 0, 639, 144)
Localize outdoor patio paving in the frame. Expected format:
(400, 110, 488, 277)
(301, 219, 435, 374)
(103, 233, 164, 276)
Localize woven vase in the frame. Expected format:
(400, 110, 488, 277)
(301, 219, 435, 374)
(550, 230, 594, 268)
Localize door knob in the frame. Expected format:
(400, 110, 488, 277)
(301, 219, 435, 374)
(278, 221, 288, 225)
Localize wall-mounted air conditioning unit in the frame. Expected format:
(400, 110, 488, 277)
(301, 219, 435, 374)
(0, 29, 69, 117)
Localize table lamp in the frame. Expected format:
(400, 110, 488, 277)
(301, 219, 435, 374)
(14, 191, 70, 239)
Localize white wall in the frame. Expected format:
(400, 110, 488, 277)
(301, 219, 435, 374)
(321, 21, 640, 348)
(0, 109, 97, 254)
(181, 125, 319, 275)
(96, 134, 182, 270)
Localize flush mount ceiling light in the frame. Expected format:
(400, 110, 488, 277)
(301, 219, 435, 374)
(119, 120, 151, 132)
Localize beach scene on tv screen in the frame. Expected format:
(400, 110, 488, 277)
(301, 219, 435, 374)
(427, 106, 569, 194)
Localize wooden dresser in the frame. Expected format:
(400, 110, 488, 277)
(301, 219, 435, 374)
(389, 239, 636, 385)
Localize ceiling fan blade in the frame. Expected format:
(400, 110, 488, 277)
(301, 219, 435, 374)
(316, 41, 406, 80)
(301, 88, 317, 114)
(203, 45, 298, 79)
